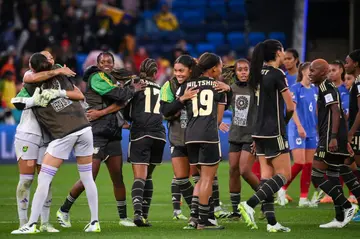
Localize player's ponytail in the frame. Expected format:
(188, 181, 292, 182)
(139, 58, 158, 80)
(297, 62, 310, 82)
(192, 52, 221, 78)
(249, 39, 283, 90)
(249, 42, 265, 90)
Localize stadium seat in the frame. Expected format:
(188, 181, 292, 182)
(182, 10, 204, 23)
(269, 32, 286, 46)
(226, 22, 245, 32)
(187, 0, 206, 8)
(196, 43, 216, 54)
(206, 32, 225, 47)
(227, 32, 246, 48)
(208, 3, 226, 17)
(216, 44, 231, 56)
(144, 44, 159, 55)
(185, 33, 205, 44)
(226, 11, 246, 22)
(205, 11, 223, 22)
(171, 1, 189, 9)
(248, 32, 266, 46)
(228, 1, 246, 15)
(204, 22, 226, 33)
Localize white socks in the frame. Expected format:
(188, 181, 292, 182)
(78, 163, 98, 222)
(16, 174, 34, 227)
(28, 164, 57, 225)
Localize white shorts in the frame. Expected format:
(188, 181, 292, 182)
(46, 127, 93, 160)
(14, 133, 47, 165)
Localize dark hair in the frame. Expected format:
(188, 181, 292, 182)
(349, 49, 360, 65)
(296, 62, 311, 82)
(222, 58, 250, 85)
(249, 39, 283, 90)
(285, 48, 300, 67)
(174, 54, 196, 70)
(30, 53, 52, 72)
(139, 58, 158, 79)
(97, 51, 115, 64)
(192, 52, 221, 78)
(111, 68, 134, 83)
(331, 60, 345, 81)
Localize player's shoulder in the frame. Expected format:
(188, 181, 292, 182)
(290, 82, 301, 92)
(145, 79, 161, 89)
(319, 80, 335, 92)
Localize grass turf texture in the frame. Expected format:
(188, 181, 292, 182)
(0, 162, 358, 238)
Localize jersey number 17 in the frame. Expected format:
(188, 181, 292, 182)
(144, 87, 161, 114)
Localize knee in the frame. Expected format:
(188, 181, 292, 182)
(229, 166, 240, 178)
(112, 173, 125, 187)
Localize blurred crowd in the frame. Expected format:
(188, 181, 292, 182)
(0, 0, 251, 124)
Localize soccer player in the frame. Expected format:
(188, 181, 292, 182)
(124, 58, 166, 226)
(57, 52, 145, 228)
(239, 39, 293, 232)
(177, 52, 230, 230)
(223, 59, 259, 218)
(284, 48, 300, 87)
(11, 53, 99, 234)
(344, 73, 355, 91)
(160, 55, 198, 220)
(277, 62, 318, 207)
(345, 49, 360, 221)
(309, 59, 357, 228)
(11, 51, 78, 233)
(328, 60, 349, 116)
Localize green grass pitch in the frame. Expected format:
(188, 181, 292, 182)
(0, 162, 358, 238)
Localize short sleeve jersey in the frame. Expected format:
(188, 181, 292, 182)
(349, 75, 360, 130)
(317, 80, 348, 155)
(125, 79, 166, 141)
(177, 76, 226, 143)
(253, 65, 288, 138)
(287, 83, 318, 137)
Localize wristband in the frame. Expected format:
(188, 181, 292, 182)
(331, 133, 337, 139)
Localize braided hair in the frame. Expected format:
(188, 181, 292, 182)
(139, 58, 158, 80)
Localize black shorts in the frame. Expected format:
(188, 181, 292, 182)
(128, 137, 165, 165)
(171, 146, 188, 158)
(229, 142, 252, 153)
(351, 131, 360, 155)
(254, 136, 289, 159)
(187, 143, 221, 166)
(93, 138, 122, 161)
(314, 146, 348, 166)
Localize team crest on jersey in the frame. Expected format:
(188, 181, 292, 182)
(51, 98, 73, 112)
(296, 138, 302, 145)
(233, 95, 250, 126)
(22, 146, 28, 152)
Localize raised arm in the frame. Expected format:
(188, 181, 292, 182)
(23, 66, 76, 83)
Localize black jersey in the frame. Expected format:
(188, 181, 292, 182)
(124, 79, 166, 141)
(178, 76, 227, 143)
(317, 80, 349, 155)
(349, 75, 360, 130)
(229, 82, 257, 144)
(253, 65, 288, 138)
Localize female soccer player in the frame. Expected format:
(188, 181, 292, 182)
(239, 39, 294, 232)
(178, 52, 230, 230)
(284, 48, 300, 87)
(11, 51, 78, 233)
(11, 53, 99, 234)
(277, 62, 318, 207)
(124, 58, 166, 227)
(223, 59, 259, 218)
(57, 52, 144, 228)
(345, 73, 355, 91)
(160, 55, 198, 220)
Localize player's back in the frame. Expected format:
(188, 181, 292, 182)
(254, 65, 288, 138)
(181, 76, 226, 143)
(125, 79, 165, 140)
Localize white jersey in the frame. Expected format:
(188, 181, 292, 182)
(16, 109, 42, 137)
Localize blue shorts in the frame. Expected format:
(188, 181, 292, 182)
(288, 136, 317, 150)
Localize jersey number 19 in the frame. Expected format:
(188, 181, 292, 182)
(144, 87, 160, 114)
(191, 89, 213, 117)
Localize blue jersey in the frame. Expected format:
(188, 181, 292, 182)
(337, 84, 349, 115)
(285, 72, 297, 88)
(287, 83, 318, 137)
